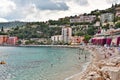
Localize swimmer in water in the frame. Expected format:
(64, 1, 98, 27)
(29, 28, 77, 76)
(78, 57, 81, 60)
(85, 54, 87, 60)
(51, 64, 53, 67)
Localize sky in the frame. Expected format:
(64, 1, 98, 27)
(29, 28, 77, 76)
(0, 0, 120, 22)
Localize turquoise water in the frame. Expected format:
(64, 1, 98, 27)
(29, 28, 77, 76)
(0, 46, 89, 80)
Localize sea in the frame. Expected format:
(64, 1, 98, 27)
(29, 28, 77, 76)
(0, 46, 90, 80)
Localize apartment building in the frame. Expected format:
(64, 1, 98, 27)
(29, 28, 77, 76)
(70, 15, 96, 23)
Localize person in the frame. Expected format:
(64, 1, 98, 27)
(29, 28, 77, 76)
(78, 57, 81, 60)
(104, 44, 107, 47)
(85, 54, 87, 60)
(51, 64, 53, 67)
(118, 47, 120, 55)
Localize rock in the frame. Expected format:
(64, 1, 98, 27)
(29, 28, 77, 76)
(96, 77, 105, 80)
(101, 66, 120, 80)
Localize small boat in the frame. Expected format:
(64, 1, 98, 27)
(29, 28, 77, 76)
(0, 61, 6, 64)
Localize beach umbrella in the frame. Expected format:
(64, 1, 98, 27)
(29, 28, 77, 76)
(106, 38, 112, 46)
(102, 38, 106, 46)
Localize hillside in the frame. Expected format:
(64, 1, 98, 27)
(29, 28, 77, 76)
(8, 22, 61, 39)
(0, 21, 27, 28)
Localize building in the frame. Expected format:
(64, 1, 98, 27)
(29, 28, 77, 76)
(70, 15, 96, 23)
(100, 13, 114, 26)
(115, 6, 120, 17)
(7, 37, 18, 45)
(71, 36, 84, 45)
(0, 35, 8, 45)
(62, 27, 72, 43)
(91, 28, 120, 46)
(51, 35, 62, 42)
(94, 21, 100, 27)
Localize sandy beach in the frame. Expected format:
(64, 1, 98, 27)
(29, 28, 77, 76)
(66, 45, 120, 80)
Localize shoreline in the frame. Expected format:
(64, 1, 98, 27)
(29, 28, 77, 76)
(64, 62, 91, 80)
(66, 45, 120, 80)
(0, 45, 83, 48)
(64, 45, 92, 80)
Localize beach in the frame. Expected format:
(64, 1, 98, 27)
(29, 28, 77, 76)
(66, 45, 120, 80)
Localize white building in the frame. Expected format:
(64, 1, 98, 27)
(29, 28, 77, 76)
(70, 15, 96, 23)
(51, 35, 62, 42)
(94, 21, 100, 27)
(100, 13, 114, 26)
(62, 27, 72, 43)
(116, 6, 120, 17)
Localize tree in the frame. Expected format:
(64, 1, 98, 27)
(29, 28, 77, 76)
(87, 27, 95, 35)
(17, 40, 22, 45)
(102, 24, 110, 30)
(14, 26, 19, 30)
(75, 31, 84, 36)
(1, 27, 4, 32)
(83, 34, 91, 43)
(115, 22, 120, 28)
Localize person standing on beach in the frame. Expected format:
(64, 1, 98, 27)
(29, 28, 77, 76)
(85, 54, 87, 60)
(118, 47, 120, 55)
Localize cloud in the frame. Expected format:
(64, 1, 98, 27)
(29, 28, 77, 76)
(10, 0, 116, 22)
(106, 0, 118, 4)
(74, 0, 89, 6)
(54, 0, 89, 6)
(19, 3, 70, 22)
(20, 4, 62, 22)
(12, 0, 69, 11)
(0, 0, 16, 17)
(36, 0, 69, 10)
(0, 18, 8, 22)
(1, 0, 120, 22)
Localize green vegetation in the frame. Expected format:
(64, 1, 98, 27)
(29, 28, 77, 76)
(102, 24, 110, 30)
(1, 27, 4, 32)
(0, 27, 7, 35)
(115, 22, 120, 28)
(0, 21, 27, 28)
(48, 17, 70, 25)
(83, 34, 92, 43)
(87, 26, 96, 35)
(8, 22, 61, 39)
(0, 32, 7, 35)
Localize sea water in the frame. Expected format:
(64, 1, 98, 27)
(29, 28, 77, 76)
(0, 46, 90, 80)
